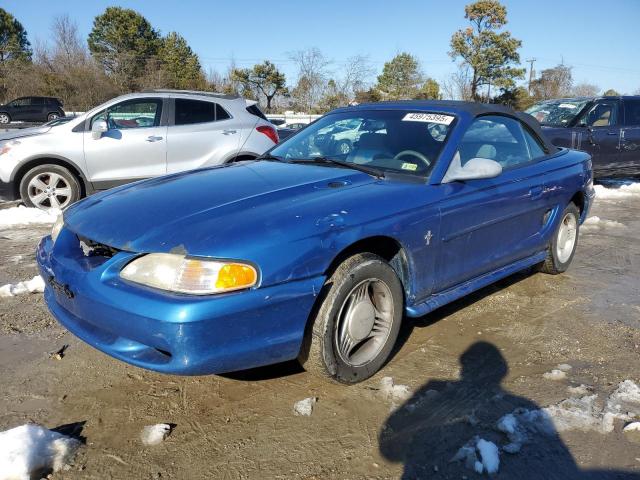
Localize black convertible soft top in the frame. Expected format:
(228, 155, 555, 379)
(338, 100, 559, 153)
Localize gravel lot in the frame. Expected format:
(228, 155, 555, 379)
(1, 183, 639, 479)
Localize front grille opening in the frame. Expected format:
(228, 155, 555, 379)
(77, 235, 120, 259)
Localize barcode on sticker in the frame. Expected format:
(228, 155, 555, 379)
(402, 113, 454, 125)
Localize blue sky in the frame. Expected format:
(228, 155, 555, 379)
(4, 0, 640, 94)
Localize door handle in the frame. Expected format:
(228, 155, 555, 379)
(606, 131, 619, 136)
(529, 186, 543, 198)
(222, 129, 237, 135)
(146, 136, 163, 142)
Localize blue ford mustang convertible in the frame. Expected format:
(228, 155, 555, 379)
(37, 101, 595, 384)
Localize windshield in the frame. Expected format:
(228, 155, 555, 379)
(525, 99, 590, 127)
(269, 110, 455, 177)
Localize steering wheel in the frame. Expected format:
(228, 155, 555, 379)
(393, 150, 430, 168)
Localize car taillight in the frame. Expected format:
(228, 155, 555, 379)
(256, 125, 279, 144)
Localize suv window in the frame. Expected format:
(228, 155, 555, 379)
(216, 104, 230, 121)
(578, 101, 619, 127)
(9, 98, 30, 107)
(91, 99, 162, 129)
(624, 99, 640, 126)
(175, 99, 217, 125)
(31, 97, 45, 105)
(458, 115, 534, 169)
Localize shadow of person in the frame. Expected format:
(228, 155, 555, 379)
(379, 341, 640, 479)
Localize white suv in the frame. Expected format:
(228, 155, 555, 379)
(0, 90, 278, 209)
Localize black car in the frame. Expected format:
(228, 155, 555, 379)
(0, 96, 65, 124)
(526, 96, 640, 178)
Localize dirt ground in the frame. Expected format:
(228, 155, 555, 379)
(1, 186, 639, 480)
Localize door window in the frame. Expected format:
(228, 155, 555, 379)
(457, 115, 535, 169)
(578, 102, 619, 127)
(9, 98, 30, 107)
(91, 99, 162, 129)
(623, 99, 640, 126)
(175, 99, 217, 125)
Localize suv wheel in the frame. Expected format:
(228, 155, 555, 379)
(298, 253, 403, 384)
(47, 112, 60, 122)
(0, 113, 10, 124)
(20, 164, 81, 210)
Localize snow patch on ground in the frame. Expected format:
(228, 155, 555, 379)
(567, 384, 591, 396)
(0, 275, 45, 298)
(581, 216, 627, 233)
(543, 369, 567, 380)
(0, 206, 58, 228)
(380, 377, 411, 402)
(496, 380, 640, 454)
(140, 424, 172, 446)
(594, 182, 640, 200)
(293, 397, 317, 416)
(451, 437, 500, 475)
(0, 424, 81, 479)
(623, 422, 640, 432)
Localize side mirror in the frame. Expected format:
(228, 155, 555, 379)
(91, 119, 108, 139)
(442, 156, 502, 183)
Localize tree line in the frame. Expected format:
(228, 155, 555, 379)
(0, 2, 634, 114)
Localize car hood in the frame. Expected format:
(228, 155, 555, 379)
(64, 161, 378, 254)
(0, 125, 52, 141)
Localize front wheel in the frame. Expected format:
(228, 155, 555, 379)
(299, 253, 403, 384)
(538, 202, 580, 274)
(19, 164, 81, 210)
(0, 113, 10, 124)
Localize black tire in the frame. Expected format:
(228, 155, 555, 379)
(0, 112, 11, 124)
(298, 253, 403, 384)
(538, 202, 580, 275)
(47, 112, 60, 122)
(19, 164, 82, 210)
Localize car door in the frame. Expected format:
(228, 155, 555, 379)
(572, 100, 621, 174)
(620, 98, 640, 176)
(433, 115, 551, 292)
(8, 97, 31, 121)
(166, 98, 243, 173)
(83, 97, 168, 184)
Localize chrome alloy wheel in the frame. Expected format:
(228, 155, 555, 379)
(27, 172, 72, 210)
(0, 113, 9, 124)
(556, 212, 577, 263)
(334, 278, 395, 367)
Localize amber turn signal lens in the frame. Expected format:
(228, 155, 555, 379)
(215, 263, 257, 290)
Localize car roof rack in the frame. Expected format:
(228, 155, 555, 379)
(141, 89, 241, 100)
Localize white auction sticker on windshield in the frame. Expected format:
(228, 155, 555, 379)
(559, 103, 577, 109)
(402, 112, 454, 125)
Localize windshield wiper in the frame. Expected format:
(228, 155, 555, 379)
(256, 154, 288, 162)
(291, 156, 385, 179)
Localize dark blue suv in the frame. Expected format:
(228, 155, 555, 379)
(527, 96, 640, 178)
(0, 96, 65, 125)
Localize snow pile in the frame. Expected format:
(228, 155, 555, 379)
(623, 422, 640, 433)
(594, 182, 640, 200)
(543, 369, 567, 381)
(451, 437, 500, 475)
(581, 216, 627, 233)
(293, 397, 317, 416)
(0, 424, 81, 479)
(0, 275, 45, 297)
(496, 380, 640, 452)
(140, 424, 172, 446)
(0, 206, 59, 228)
(380, 377, 411, 402)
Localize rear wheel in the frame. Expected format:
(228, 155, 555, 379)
(47, 112, 60, 122)
(0, 113, 10, 124)
(19, 164, 81, 210)
(538, 202, 580, 274)
(298, 253, 403, 384)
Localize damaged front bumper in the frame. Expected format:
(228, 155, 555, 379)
(36, 228, 325, 375)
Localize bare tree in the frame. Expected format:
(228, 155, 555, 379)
(339, 54, 374, 100)
(288, 47, 331, 112)
(572, 83, 600, 97)
(441, 67, 473, 100)
(530, 64, 573, 100)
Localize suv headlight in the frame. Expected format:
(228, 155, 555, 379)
(120, 253, 258, 295)
(51, 213, 64, 244)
